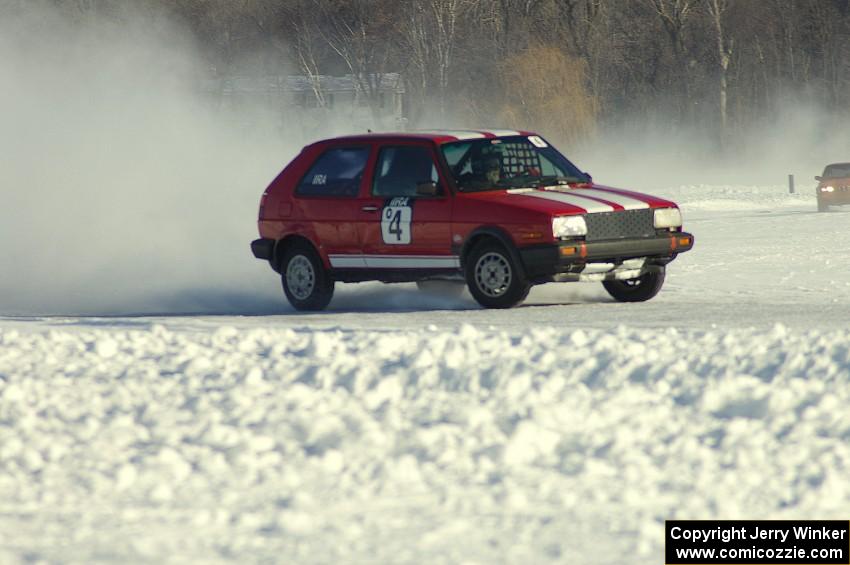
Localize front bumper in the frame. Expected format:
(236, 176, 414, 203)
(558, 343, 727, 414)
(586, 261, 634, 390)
(520, 232, 694, 282)
(818, 191, 850, 206)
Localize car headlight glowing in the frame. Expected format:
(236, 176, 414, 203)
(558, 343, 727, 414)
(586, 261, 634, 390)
(653, 207, 682, 229)
(552, 216, 587, 238)
(821, 186, 835, 192)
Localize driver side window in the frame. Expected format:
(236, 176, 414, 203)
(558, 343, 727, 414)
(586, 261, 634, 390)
(372, 146, 440, 197)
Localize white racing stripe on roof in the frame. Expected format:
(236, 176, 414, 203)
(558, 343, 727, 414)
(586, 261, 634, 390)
(417, 130, 486, 140)
(481, 129, 522, 137)
(524, 191, 614, 213)
(574, 189, 650, 210)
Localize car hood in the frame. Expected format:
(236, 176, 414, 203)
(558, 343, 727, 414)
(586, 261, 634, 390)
(459, 184, 678, 215)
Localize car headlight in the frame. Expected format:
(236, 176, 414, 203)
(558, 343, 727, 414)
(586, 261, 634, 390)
(552, 216, 587, 238)
(821, 186, 835, 192)
(654, 207, 682, 229)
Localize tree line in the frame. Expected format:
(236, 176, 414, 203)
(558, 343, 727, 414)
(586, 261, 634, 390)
(43, 0, 850, 149)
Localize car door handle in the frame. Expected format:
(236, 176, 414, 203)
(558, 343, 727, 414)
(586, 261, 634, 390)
(361, 205, 379, 212)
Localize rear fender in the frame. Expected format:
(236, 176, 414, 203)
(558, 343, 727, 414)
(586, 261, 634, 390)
(273, 231, 328, 272)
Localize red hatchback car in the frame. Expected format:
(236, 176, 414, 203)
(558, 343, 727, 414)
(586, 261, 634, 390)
(251, 130, 694, 310)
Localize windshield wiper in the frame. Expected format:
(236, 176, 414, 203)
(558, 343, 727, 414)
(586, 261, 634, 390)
(457, 178, 513, 192)
(457, 175, 585, 191)
(528, 175, 583, 186)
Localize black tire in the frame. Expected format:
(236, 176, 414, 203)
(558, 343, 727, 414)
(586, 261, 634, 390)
(818, 200, 829, 212)
(415, 280, 465, 298)
(281, 242, 334, 311)
(464, 240, 531, 308)
(602, 269, 666, 302)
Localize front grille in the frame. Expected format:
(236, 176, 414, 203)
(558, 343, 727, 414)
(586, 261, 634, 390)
(585, 209, 655, 242)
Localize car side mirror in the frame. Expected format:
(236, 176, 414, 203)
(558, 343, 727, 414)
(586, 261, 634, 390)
(815, 175, 823, 182)
(416, 181, 439, 196)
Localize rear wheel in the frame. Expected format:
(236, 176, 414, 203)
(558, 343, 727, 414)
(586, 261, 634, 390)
(464, 241, 530, 308)
(416, 280, 465, 298)
(281, 242, 334, 311)
(602, 269, 666, 302)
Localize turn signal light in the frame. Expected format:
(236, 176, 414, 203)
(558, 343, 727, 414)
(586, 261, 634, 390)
(560, 246, 578, 257)
(519, 232, 544, 240)
(678, 236, 692, 246)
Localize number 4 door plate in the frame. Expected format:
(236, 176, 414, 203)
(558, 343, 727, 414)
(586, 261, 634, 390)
(381, 197, 413, 244)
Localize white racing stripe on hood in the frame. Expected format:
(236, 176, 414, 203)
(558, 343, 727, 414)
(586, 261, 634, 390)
(573, 189, 650, 210)
(524, 190, 615, 213)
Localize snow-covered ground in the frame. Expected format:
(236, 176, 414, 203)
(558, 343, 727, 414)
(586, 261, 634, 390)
(1, 185, 849, 563)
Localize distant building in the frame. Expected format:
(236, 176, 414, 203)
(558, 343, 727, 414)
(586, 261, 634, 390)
(204, 72, 406, 136)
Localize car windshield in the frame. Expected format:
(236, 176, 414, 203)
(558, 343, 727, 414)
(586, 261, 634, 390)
(441, 135, 589, 191)
(823, 163, 850, 178)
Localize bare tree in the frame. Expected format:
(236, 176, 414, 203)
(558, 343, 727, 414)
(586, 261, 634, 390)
(280, 1, 332, 108)
(401, 0, 473, 119)
(81, 0, 850, 145)
(316, 0, 402, 120)
(705, 0, 732, 138)
(640, 0, 700, 122)
(497, 45, 598, 146)
(642, 0, 699, 61)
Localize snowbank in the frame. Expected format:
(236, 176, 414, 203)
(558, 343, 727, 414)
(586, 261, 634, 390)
(657, 184, 814, 211)
(1, 323, 848, 563)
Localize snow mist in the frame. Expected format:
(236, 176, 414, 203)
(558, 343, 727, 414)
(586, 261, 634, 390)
(0, 2, 298, 315)
(567, 101, 850, 192)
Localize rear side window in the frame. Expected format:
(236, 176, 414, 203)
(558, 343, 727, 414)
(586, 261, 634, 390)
(296, 147, 370, 197)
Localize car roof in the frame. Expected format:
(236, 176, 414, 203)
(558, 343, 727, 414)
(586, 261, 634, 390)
(311, 129, 538, 146)
(826, 162, 850, 167)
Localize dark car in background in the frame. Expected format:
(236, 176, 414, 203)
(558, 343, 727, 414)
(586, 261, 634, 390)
(815, 163, 850, 212)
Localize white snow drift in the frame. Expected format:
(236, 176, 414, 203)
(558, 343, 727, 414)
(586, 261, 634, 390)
(0, 322, 849, 563)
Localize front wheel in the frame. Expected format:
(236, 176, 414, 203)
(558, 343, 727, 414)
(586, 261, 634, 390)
(281, 243, 334, 311)
(464, 241, 530, 308)
(602, 269, 666, 302)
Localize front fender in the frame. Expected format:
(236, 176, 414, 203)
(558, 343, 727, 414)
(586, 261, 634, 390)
(460, 226, 526, 275)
